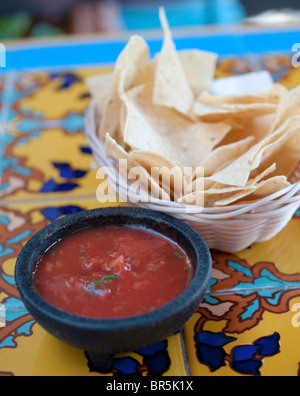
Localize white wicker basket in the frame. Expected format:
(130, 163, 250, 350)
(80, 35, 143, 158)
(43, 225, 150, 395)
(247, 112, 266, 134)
(85, 101, 300, 253)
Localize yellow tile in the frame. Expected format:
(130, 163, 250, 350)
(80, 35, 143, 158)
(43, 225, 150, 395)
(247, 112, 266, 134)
(182, 214, 300, 376)
(13, 68, 111, 122)
(261, 55, 300, 88)
(0, 321, 186, 376)
(236, 219, 300, 275)
(2, 127, 114, 202)
(184, 292, 300, 376)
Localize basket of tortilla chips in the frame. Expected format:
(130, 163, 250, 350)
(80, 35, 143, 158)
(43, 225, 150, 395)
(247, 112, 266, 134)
(85, 8, 300, 253)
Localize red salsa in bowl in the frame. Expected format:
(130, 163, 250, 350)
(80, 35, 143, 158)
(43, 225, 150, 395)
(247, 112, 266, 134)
(16, 207, 212, 368)
(33, 226, 194, 319)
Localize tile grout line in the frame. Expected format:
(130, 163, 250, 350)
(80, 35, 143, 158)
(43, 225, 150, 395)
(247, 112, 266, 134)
(207, 283, 300, 297)
(179, 329, 191, 376)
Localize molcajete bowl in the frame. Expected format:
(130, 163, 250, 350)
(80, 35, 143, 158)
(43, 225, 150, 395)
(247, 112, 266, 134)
(15, 207, 212, 368)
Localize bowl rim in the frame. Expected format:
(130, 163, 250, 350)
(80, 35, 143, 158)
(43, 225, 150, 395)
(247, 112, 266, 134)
(15, 207, 212, 331)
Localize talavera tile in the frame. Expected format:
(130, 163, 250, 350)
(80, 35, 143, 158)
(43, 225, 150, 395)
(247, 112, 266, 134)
(184, 291, 300, 376)
(260, 55, 300, 88)
(1, 51, 300, 376)
(183, 216, 300, 376)
(9, 68, 110, 126)
(1, 126, 115, 202)
(208, 219, 300, 294)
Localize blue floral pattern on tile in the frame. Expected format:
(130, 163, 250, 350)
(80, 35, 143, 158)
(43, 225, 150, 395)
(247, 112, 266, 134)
(86, 340, 171, 376)
(41, 205, 83, 222)
(196, 331, 237, 372)
(50, 72, 82, 90)
(196, 331, 280, 376)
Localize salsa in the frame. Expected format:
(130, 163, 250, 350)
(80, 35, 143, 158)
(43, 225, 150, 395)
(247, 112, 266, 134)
(33, 226, 193, 319)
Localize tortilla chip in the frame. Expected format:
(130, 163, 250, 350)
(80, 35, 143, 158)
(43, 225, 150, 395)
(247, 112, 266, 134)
(178, 50, 218, 96)
(99, 35, 150, 140)
(192, 85, 287, 122)
(272, 85, 300, 131)
(122, 83, 231, 169)
(198, 84, 287, 106)
(252, 116, 300, 170)
(129, 150, 191, 200)
(206, 140, 267, 187)
(257, 128, 300, 180)
(211, 188, 257, 207)
(119, 101, 127, 140)
(193, 99, 277, 122)
(201, 136, 255, 176)
(214, 175, 290, 206)
(152, 7, 194, 115)
(181, 163, 277, 205)
(105, 133, 171, 201)
(179, 184, 252, 205)
(114, 36, 150, 95)
(218, 113, 275, 148)
(86, 8, 300, 208)
(99, 96, 122, 141)
(253, 176, 290, 196)
(132, 58, 157, 87)
(249, 163, 277, 182)
(85, 72, 114, 111)
(207, 113, 300, 187)
(104, 132, 127, 158)
(130, 150, 179, 174)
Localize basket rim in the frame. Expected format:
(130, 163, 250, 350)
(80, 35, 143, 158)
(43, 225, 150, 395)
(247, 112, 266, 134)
(84, 101, 300, 219)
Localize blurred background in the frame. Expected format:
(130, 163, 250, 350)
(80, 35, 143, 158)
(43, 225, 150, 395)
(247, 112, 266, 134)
(0, 0, 300, 40)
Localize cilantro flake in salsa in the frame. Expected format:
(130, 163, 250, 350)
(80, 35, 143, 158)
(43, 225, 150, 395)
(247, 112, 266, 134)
(34, 226, 193, 319)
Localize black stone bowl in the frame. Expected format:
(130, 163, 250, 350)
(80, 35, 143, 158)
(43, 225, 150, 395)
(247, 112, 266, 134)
(15, 207, 212, 368)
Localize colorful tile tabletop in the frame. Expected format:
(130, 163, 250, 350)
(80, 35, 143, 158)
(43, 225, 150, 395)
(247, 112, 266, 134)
(1, 27, 300, 377)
